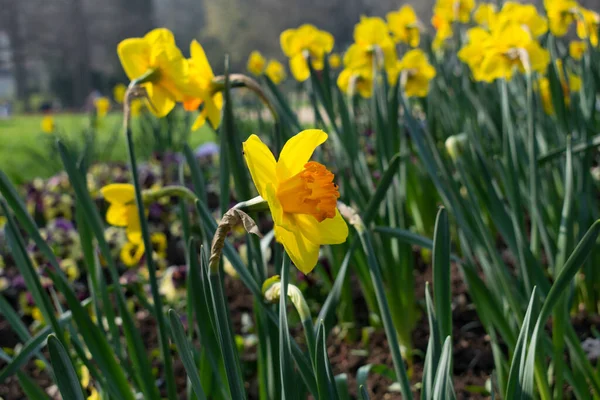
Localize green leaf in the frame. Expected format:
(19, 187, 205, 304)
(47, 335, 86, 400)
(278, 254, 296, 399)
(315, 320, 339, 400)
(168, 309, 208, 400)
(422, 284, 441, 400)
(356, 364, 396, 392)
(432, 337, 456, 400)
(17, 372, 50, 400)
(432, 207, 451, 340)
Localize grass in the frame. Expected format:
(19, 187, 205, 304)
(0, 112, 215, 184)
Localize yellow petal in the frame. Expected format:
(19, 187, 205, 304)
(276, 129, 328, 181)
(106, 204, 129, 227)
(191, 112, 207, 131)
(275, 225, 320, 274)
(289, 53, 310, 82)
(101, 184, 135, 204)
(190, 40, 214, 79)
(206, 93, 223, 128)
(280, 29, 298, 57)
(144, 28, 176, 45)
(117, 38, 151, 81)
(293, 210, 348, 245)
(242, 135, 277, 199)
(145, 83, 176, 117)
(126, 206, 142, 244)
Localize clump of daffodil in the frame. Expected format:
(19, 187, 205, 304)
(101, 184, 142, 243)
(386, 5, 421, 47)
(394, 49, 437, 97)
(41, 115, 54, 134)
(492, 2, 548, 38)
(117, 28, 189, 117)
(569, 41, 587, 59)
(265, 60, 287, 85)
(538, 61, 582, 115)
(337, 66, 374, 98)
(458, 22, 550, 82)
(182, 40, 223, 131)
(247, 51, 266, 76)
(113, 83, 127, 104)
(280, 24, 334, 82)
(545, 0, 580, 36)
(243, 129, 348, 273)
(94, 97, 111, 118)
(577, 8, 600, 47)
(431, 13, 453, 51)
(328, 53, 341, 69)
(474, 3, 497, 27)
(433, 0, 475, 23)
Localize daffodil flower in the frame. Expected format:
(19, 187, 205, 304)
(183, 40, 223, 131)
(431, 13, 453, 51)
(113, 83, 127, 104)
(569, 41, 587, 60)
(280, 24, 334, 82)
(545, 0, 580, 36)
(328, 53, 341, 69)
(243, 129, 348, 273)
(101, 184, 142, 243)
(433, 0, 475, 23)
(265, 60, 287, 85)
(395, 49, 437, 97)
(117, 28, 189, 117)
(94, 97, 111, 118)
(577, 8, 600, 47)
(386, 5, 421, 47)
(473, 3, 497, 27)
(337, 67, 373, 98)
(344, 17, 397, 72)
(493, 2, 548, 37)
(247, 51, 267, 76)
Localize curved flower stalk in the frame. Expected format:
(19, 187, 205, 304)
(280, 24, 334, 82)
(243, 129, 348, 273)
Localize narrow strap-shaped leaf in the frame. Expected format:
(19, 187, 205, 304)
(432, 207, 451, 340)
(279, 254, 296, 399)
(47, 335, 86, 400)
(168, 309, 208, 400)
(17, 372, 50, 400)
(422, 284, 441, 400)
(359, 385, 371, 400)
(432, 337, 456, 400)
(315, 320, 339, 400)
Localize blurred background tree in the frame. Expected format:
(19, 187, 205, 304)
(0, 0, 596, 109)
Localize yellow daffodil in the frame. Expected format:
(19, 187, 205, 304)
(265, 60, 287, 84)
(395, 49, 436, 97)
(434, 0, 475, 23)
(183, 40, 223, 131)
(474, 3, 497, 27)
(120, 240, 145, 267)
(459, 23, 550, 82)
(243, 129, 348, 273)
(117, 28, 189, 117)
(569, 40, 587, 59)
(247, 51, 266, 76)
(328, 53, 341, 69)
(101, 184, 142, 243)
(432, 14, 453, 51)
(41, 115, 54, 134)
(494, 2, 548, 37)
(280, 24, 334, 82)
(545, 0, 580, 36)
(113, 83, 127, 104)
(337, 67, 373, 98)
(386, 5, 420, 47)
(345, 17, 397, 71)
(130, 99, 144, 117)
(577, 8, 600, 47)
(94, 97, 111, 118)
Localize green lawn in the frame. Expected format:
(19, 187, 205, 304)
(0, 112, 215, 184)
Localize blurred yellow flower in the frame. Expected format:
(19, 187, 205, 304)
(265, 60, 287, 84)
(569, 40, 587, 59)
(337, 67, 373, 98)
(431, 14, 453, 50)
(395, 49, 436, 97)
(117, 28, 189, 117)
(101, 184, 141, 243)
(577, 8, 600, 47)
(130, 99, 144, 117)
(545, 0, 580, 36)
(243, 129, 348, 273)
(346, 16, 397, 71)
(120, 240, 145, 267)
(459, 23, 549, 82)
(247, 51, 266, 76)
(494, 2, 548, 37)
(539, 65, 582, 115)
(280, 24, 334, 81)
(113, 83, 127, 104)
(183, 40, 223, 131)
(88, 388, 100, 400)
(328, 53, 341, 69)
(94, 97, 111, 118)
(41, 115, 54, 134)
(434, 0, 475, 23)
(386, 5, 420, 47)
(474, 3, 497, 27)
